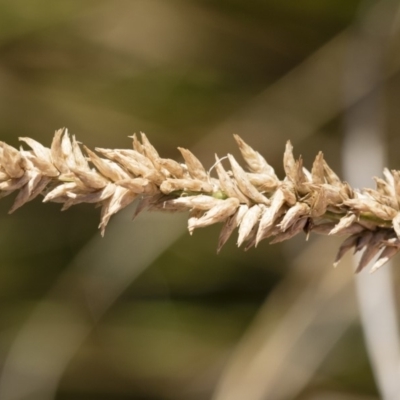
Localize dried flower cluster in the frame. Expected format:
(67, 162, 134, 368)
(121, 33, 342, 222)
(1, 128, 399, 272)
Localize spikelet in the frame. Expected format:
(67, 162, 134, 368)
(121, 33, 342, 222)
(1, 129, 400, 272)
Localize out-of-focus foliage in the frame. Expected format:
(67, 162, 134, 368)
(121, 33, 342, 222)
(2, 1, 400, 399)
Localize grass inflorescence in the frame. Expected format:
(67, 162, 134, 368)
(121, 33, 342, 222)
(1, 128, 399, 273)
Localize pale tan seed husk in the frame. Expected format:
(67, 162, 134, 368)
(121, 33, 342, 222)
(1, 129, 400, 272)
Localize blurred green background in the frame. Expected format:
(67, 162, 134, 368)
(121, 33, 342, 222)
(1, 1, 400, 399)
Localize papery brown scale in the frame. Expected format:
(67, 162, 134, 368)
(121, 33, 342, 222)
(10, 173, 51, 213)
(334, 223, 365, 236)
(354, 230, 374, 253)
(280, 202, 309, 232)
(311, 152, 325, 184)
(246, 173, 278, 193)
(188, 197, 239, 233)
(374, 177, 394, 198)
(148, 200, 188, 212)
(311, 221, 365, 235)
(159, 158, 186, 178)
(312, 222, 339, 235)
(170, 195, 223, 211)
(217, 204, 248, 252)
(295, 157, 308, 188)
(131, 133, 144, 154)
(380, 237, 400, 247)
(237, 204, 263, 247)
(178, 147, 208, 182)
(160, 178, 213, 194)
(140, 133, 160, 162)
(140, 133, 171, 177)
(370, 245, 400, 273)
(84, 146, 130, 182)
(308, 186, 328, 218)
(218, 214, 238, 253)
(116, 178, 157, 195)
(51, 129, 69, 174)
(43, 182, 78, 203)
(62, 185, 114, 207)
(111, 150, 153, 174)
(71, 168, 108, 190)
(280, 181, 297, 206)
(241, 217, 268, 251)
(132, 194, 163, 219)
(390, 170, 400, 206)
(392, 213, 400, 239)
(363, 188, 398, 210)
(119, 149, 157, 171)
(97, 150, 163, 184)
(270, 217, 307, 244)
(99, 186, 138, 235)
(19, 137, 59, 176)
(329, 213, 357, 235)
(383, 168, 395, 189)
(340, 182, 353, 199)
(22, 152, 59, 177)
(256, 189, 286, 245)
(284, 147, 308, 193)
(0, 189, 13, 201)
(333, 233, 361, 267)
(214, 155, 250, 205)
(302, 166, 312, 183)
(322, 159, 342, 187)
(0, 175, 30, 192)
(188, 208, 205, 234)
(1, 142, 24, 178)
(61, 130, 77, 170)
(71, 136, 91, 172)
(283, 141, 296, 182)
(243, 224, 261, 250)
(345, 197, 397, 220)
(320, 184, 345, 205)
(233, 134, 277, 177)
(356, 230, 390, 273)
(228, 154, 270, 205)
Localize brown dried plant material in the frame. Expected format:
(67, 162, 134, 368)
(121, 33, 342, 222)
(228, 154, 270, 205)
(237, 205, 264, 247)
(233, 134, 277, 178)
(178, 147, 208, 181)
(370, 244, 400, 273)
(1, 128, 400, 272)
(214, 155, 249, 205)
(218, 204, 249, 253)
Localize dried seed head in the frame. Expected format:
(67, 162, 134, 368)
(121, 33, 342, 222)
(1, 129, 400, 272)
